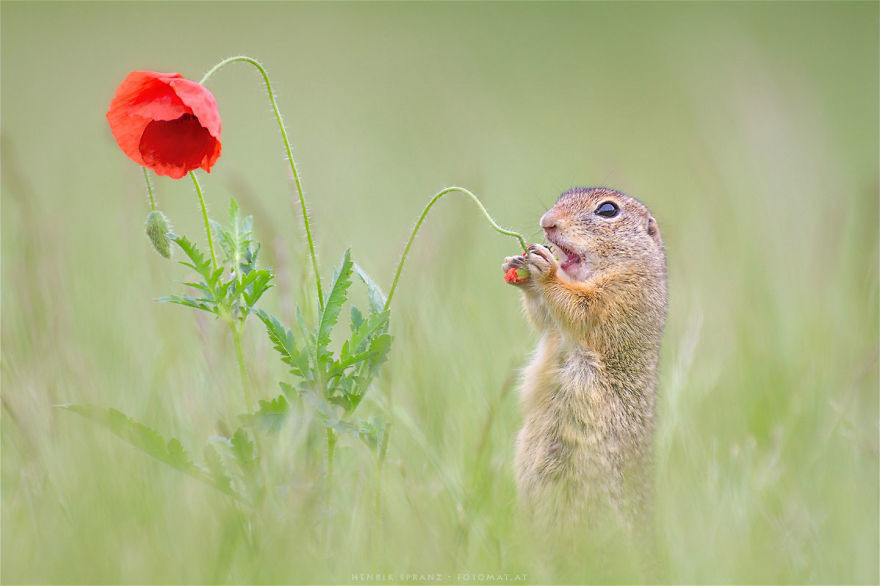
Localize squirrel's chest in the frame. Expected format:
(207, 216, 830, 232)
(518, 338, 625, 461)
(520, 336, 606, 411)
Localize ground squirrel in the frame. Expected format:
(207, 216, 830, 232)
(503, 187, 667, 528)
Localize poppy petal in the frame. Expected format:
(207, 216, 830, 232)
(169, 78, 221, 139)
(139, 115, 218, 179)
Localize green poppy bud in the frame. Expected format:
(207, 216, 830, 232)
(145, 210, 172, 259)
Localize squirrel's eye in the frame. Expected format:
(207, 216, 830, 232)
(595, 201, 619, 218)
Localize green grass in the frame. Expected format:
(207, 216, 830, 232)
(2, 2, 877, 583)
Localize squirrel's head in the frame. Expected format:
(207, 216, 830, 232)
(540, 187, 664, 282)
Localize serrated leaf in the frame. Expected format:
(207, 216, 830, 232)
(367, 333, 392, 369)
(316, 249, 354, 362)
(166, 438, 191, 468)
(258, 394, 289, 414)
(350, 306, 364, 333)
(345, 332, 393, 413)
(202, 445, 234, 494)
(301, 391, 342, 423)
(278, 381, 298, 398)
(333, 310, 390, 377)
(241, 394, 290, 432)
(171, 235, 215, 285)
(228, 198, 241, 228)
(230, 428, 257, 473)
(353, 263, 387, 313)
(156, 295, 217, 314)
(241, 215, 254, 237)
(182, 282, 214, 298)
(242, 270, 274, 308)
(348, 311, 390, 356)
(256, 310, 310, 377)
(327, 418, 359, 436)
(356, 417, 386, 452)
(59, 404, 241, 500)
(294, 306, 312, 343)
(328, 348, 384, 379)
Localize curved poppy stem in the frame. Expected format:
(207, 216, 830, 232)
(384, 186, 527, 312)
(142, 168, 157, 211)
(200, 56, 324, 312)
(189, 171, 218, 270)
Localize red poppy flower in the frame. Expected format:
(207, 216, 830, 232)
(106, 71, 222, 179)
(504, 266, 530, 284)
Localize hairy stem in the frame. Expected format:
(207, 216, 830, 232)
(326, 427, 337, 489)
(231, 322, 253, 413)
(189, 172, 217, 270)
(325, 426, 337, 549)
(142, 167, 157, 211)
(384, 186, 527, 311)
(200, 55, 324, 312)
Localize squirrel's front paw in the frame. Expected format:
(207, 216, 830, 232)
(525, 244, 558, 281)
(502, 254, 530, 285)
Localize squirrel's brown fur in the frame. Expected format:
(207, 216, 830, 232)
(503, 187, 667, 528)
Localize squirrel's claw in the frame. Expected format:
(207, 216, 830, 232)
(525, 244, 558, 280)
(502, 255, 526, 270)
(502, 255, 530, 285)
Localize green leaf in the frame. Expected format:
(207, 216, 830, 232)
(171, 235, 215, 286)
(350, 306, 364, 333)
(230, 428, 257, 474)
(210, 219, 233, 259)
(316, 249, 354, 363)
(327, 351, 374, 378)
(242, 270, 274, 308)
(241, 394, 290, 432)
(356, 416, 386, 452)
(301, 391, 342, 423)
(294, 306, 312, 344)
(182, 282, 214, 298)
(346, 332, 393, 413)
(228, 198, 241, 229)
(259, 394, 289, 414)
(353, 263, 387, 313)
(256, 310, 310, 377)
(278, 381, 298, 398)
(59, 404, 241, 500)
(347, 310, 390, 356)
(203, 445, 233, 493)
(367, 333, 392, 369)
(156, 295, 217, 315)
(332, 310, 391, 377)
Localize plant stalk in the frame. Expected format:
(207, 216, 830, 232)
(143, 167, 157, 211)
(231, 321, 253, 413)
(384, 186, 527, 311)
(189, 172, 218, 270)
(325, 426, 337, 549)
(199, 55, 324, 312)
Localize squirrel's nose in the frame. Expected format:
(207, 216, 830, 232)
(540, 211, 558, 232)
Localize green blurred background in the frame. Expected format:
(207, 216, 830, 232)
(2, 1, 877, 583)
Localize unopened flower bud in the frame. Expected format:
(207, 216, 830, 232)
(145, 210, 172, 258)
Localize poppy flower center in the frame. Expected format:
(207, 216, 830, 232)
(139, 114, 215, 175)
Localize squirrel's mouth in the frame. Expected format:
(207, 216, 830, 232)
(547, 237, 582, 274)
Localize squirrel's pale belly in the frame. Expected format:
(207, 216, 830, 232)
(515, 334, 645, 521)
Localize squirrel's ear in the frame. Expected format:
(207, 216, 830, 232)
(646, 216, 662, 247)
